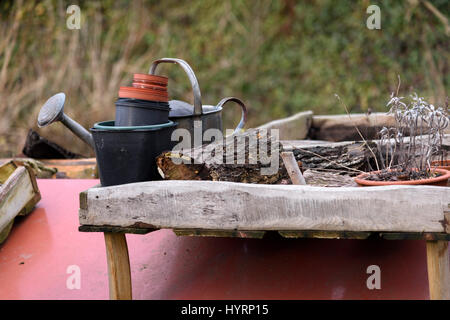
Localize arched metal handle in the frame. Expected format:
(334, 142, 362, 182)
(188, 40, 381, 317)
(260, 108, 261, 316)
(216, 97, 248, 134)
(149, 58, 203, 116)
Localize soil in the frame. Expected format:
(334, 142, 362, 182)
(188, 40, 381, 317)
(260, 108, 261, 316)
(364, 168, 442, 182)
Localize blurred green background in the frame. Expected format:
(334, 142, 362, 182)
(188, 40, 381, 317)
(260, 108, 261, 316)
(0, 0, 448, 156)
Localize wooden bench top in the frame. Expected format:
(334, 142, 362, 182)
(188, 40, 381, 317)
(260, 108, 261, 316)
(79, 180, 450, 240)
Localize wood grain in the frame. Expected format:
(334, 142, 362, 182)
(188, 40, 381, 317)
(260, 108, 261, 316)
(104, 233, 132, 300)
(426, 240, 450, 300)
(257, 110, 313, 140)
(0, 167, 35, 234)
(281, 152, 306, 185)
(79, 180, 450, 233)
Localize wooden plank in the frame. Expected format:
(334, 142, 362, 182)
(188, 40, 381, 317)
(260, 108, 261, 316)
(79, 225, 156, 234)
(279, 230, 371, 239)
(0, 220, 14, 243)
(281, 140, 355, 151)
(104, 233, 132, 300)
(0, 161, 17, 183)
(40, 158, 97, 179)
(310, 113, 396, 141)
(426, 240, 450, 300)
(381, 232, 450, 241)
(281, 152, 306, 185)
(257, 111, 313, 140)
(0, 162, 41, 243)
(0, 167, 36, 234)
(173, 229, 265, 238)
(79, 180, 450, 233)
(0, 158, 57, 179)
(445, 210, 450, 234)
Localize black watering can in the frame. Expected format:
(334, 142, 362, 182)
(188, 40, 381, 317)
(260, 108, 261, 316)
(149, 58, 248, 147)
(37, 58, 248, 150)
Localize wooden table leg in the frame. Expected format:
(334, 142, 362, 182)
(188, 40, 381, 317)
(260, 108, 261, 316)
(104, 232, 132, 300)
(426, 240, 450, 300)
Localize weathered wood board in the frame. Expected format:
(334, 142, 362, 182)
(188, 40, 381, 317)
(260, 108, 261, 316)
(79, 180, 450, 233)
(0, 162, 41, 243)
(256, 111, 313, 140)
(309, 113, 450, 142)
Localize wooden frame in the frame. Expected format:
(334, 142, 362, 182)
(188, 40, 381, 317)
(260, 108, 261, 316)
(0, 161, 41, 243)
(79, 180, 450, 300)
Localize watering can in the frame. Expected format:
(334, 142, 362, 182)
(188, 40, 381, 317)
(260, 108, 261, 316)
(149, 58, 248, 147)
(37, 58, 248, 149)
(37, 92, 95, 148)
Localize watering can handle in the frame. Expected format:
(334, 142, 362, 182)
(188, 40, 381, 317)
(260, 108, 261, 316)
(149, 58, 203, 116)
(216, 97, 248, 134)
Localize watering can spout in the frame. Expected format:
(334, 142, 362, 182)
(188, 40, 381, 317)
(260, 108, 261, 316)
(37, 93, 95, 149)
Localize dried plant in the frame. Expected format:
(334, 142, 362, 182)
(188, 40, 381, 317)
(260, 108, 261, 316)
(379, 91, 449, 175)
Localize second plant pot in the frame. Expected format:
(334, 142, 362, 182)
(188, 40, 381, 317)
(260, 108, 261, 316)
(354, 168, 450, 187)
(91, 120, 177, 187)
(115, 98, 170, 126)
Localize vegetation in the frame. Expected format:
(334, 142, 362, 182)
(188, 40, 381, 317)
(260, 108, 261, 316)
(0, 0, 448, 156)
(370, 88, 448, 180)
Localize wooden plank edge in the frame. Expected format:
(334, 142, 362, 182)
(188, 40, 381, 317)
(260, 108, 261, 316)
(0, 167, 34, 231)
(79, 184, 103, 211)
(380, 232, 450, 241)
(173, 229, 266, 239)
(279, 231, 450, 240)
(0, 220, 14, 244)
(78, 225, 158, 234)
(279, 230, 372, 239)
(17, 164, 41, 216)
(444, 209, 450, 234)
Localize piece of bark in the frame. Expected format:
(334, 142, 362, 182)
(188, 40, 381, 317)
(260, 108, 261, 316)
(156, 130, 373, 184)
(290, 140, 375, 174)
(303, 169, 358, 187)
(157, 129, 290, 184)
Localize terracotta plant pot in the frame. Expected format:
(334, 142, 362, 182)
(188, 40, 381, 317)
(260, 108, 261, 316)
(354, 168, 450, 187)
(133, 73, 168, 86)
(118, 87, 168, 102)
(431, 159, 450, 170)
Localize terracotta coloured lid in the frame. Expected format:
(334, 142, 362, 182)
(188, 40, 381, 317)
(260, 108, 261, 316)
(118, 87, 168, 102)
(120, 86, 168, 97)
(132, 82, 167, 92)
(133, 73, 168, 86)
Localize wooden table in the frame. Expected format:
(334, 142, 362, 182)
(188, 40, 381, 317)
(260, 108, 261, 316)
(78, 180, 450, 300)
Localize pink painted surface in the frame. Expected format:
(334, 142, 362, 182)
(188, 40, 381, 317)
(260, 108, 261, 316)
(0, 179, 433, 299)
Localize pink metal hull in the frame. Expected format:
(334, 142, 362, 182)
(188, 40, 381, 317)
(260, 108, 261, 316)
(0, 179, 434, 299)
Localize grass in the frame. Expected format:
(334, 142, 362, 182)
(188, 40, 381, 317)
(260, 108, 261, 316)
(0, 0, 448, 157)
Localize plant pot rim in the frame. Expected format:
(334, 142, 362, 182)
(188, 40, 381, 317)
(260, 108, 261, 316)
(354, 168, 450, 186)
(132, 82, 167, 91)
(92, 120, 176, 131)
(133, 73, 168, 85)
(120, 86, 168, 96)
(119, 87, 169, 102)
(115, 99, 170, 111)
(431, 159, 450, 170)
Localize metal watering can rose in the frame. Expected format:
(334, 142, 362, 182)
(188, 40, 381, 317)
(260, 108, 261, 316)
(149, 58, 248, 147)
(37, 92, 95, 149)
